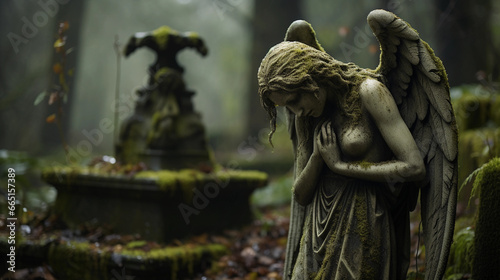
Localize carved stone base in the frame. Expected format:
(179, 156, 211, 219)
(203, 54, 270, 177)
(42, 167, 268, 242)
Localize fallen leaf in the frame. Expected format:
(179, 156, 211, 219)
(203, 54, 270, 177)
(48, 92, 58, 105)
(46, 114, 56, 123)
(34, 91, 47, 106)
(54, 38, 65, 48)
(53, 63, 63, 74)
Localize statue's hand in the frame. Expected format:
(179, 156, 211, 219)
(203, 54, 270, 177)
(317, 121, 340, 166)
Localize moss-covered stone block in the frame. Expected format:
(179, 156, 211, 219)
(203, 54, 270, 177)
(453, 92, 492, 131)
(0, 237, 227, 280)
(42, 167, 267, 242)
(490, 95, 500, 127)
(452, 86, 500, 203)
(458, 128, 500, 187)
(472, 157, 500, 279)
(451, 86, 499, 131)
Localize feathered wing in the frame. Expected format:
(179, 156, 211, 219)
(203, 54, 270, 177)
(282, 20, 325, 279)
(368, 9, 458, 280)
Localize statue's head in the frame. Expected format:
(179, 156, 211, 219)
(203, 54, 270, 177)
(258, 41, 378, 144)
(258, 41, 328, 105)
(259, 42, 330, 116)
(258, 41, 349, 143)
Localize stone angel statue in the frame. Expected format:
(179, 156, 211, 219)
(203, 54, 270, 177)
(257, 9, 457, 280)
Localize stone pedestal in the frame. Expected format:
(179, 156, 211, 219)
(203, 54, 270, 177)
(42, 167, 268, 242)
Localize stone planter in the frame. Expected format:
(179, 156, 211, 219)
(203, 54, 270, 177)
(42, 167, 268, 242)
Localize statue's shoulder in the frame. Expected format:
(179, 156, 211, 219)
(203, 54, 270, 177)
(358, 78, 389, 101)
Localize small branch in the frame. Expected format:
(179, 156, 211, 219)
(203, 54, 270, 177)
(55, 96, 69, 156)
(113, 35, 122, 155)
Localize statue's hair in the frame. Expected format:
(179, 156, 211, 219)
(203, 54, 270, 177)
(257, 41, 380, 144)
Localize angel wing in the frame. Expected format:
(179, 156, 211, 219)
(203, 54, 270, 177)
(282, 20, 325, 279)
(368, 9, 458, 280)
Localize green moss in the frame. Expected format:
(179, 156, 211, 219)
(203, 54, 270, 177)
(186, 31, 200, 40)
(354, 191, 380, 279)
(311, 188, 380, 280)
(41, 238, 227, 280)
(452, 91, 492, 132)
(421, 40, 450, 90)
(134, 169, 203, 201)
(44, 166, 267, 204)
(472, 157, 500, 279)
(355, 160, 374, 170)
(490, 96, 500, 127)
(214, 169, 268, 183)
(121, 243, 227, 280)
(48, 241, 110, 280)
(126, 240, 148, 249)
(134, 169, 267, 202)
(42, 165, 115, 179)
(152, 26, 179, 50)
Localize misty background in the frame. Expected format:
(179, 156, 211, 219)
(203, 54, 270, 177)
(1, 0, 499, 165)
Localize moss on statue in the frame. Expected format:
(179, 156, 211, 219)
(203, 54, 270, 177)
(356, 160, 374, 170)
(422, 40, 450, 90)
(353, 191, 380, 279)
(310, 190, 380, 280)
(186, 31, 201, 41)
(152, 26, 178, 50)
(472, 157, 500, 279)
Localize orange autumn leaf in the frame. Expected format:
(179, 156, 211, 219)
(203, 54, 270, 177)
(53, 63, 63, 74)
(46, 114, 56, 123)
(60, 21, 69, 32)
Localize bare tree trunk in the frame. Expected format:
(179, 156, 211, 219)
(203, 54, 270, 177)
(0, 1, 85, 155)
(40, 1, 86, 155)
(434, 0, 493, 86)
(247, 0, 302, 136)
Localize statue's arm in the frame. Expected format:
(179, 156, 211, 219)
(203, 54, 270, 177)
(292, 119, 324, 206)
(180, 32, 208, 56)
(293, 150, 323, 206)
(319, 78, 425, 183)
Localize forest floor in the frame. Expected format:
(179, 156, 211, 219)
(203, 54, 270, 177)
(0, 147, 478, 280)
(1, 196, 473, 280)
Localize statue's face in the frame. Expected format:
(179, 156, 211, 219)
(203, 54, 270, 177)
(268, 88, 326, 117)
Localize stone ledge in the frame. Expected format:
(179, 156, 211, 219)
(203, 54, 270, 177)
(0, 236, 228, 280)
(42, 167, 268, 242)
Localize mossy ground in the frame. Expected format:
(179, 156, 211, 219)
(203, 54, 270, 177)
(0, 205, 290, 280)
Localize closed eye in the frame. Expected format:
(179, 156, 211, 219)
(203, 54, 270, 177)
(286, 95, 300, 106)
